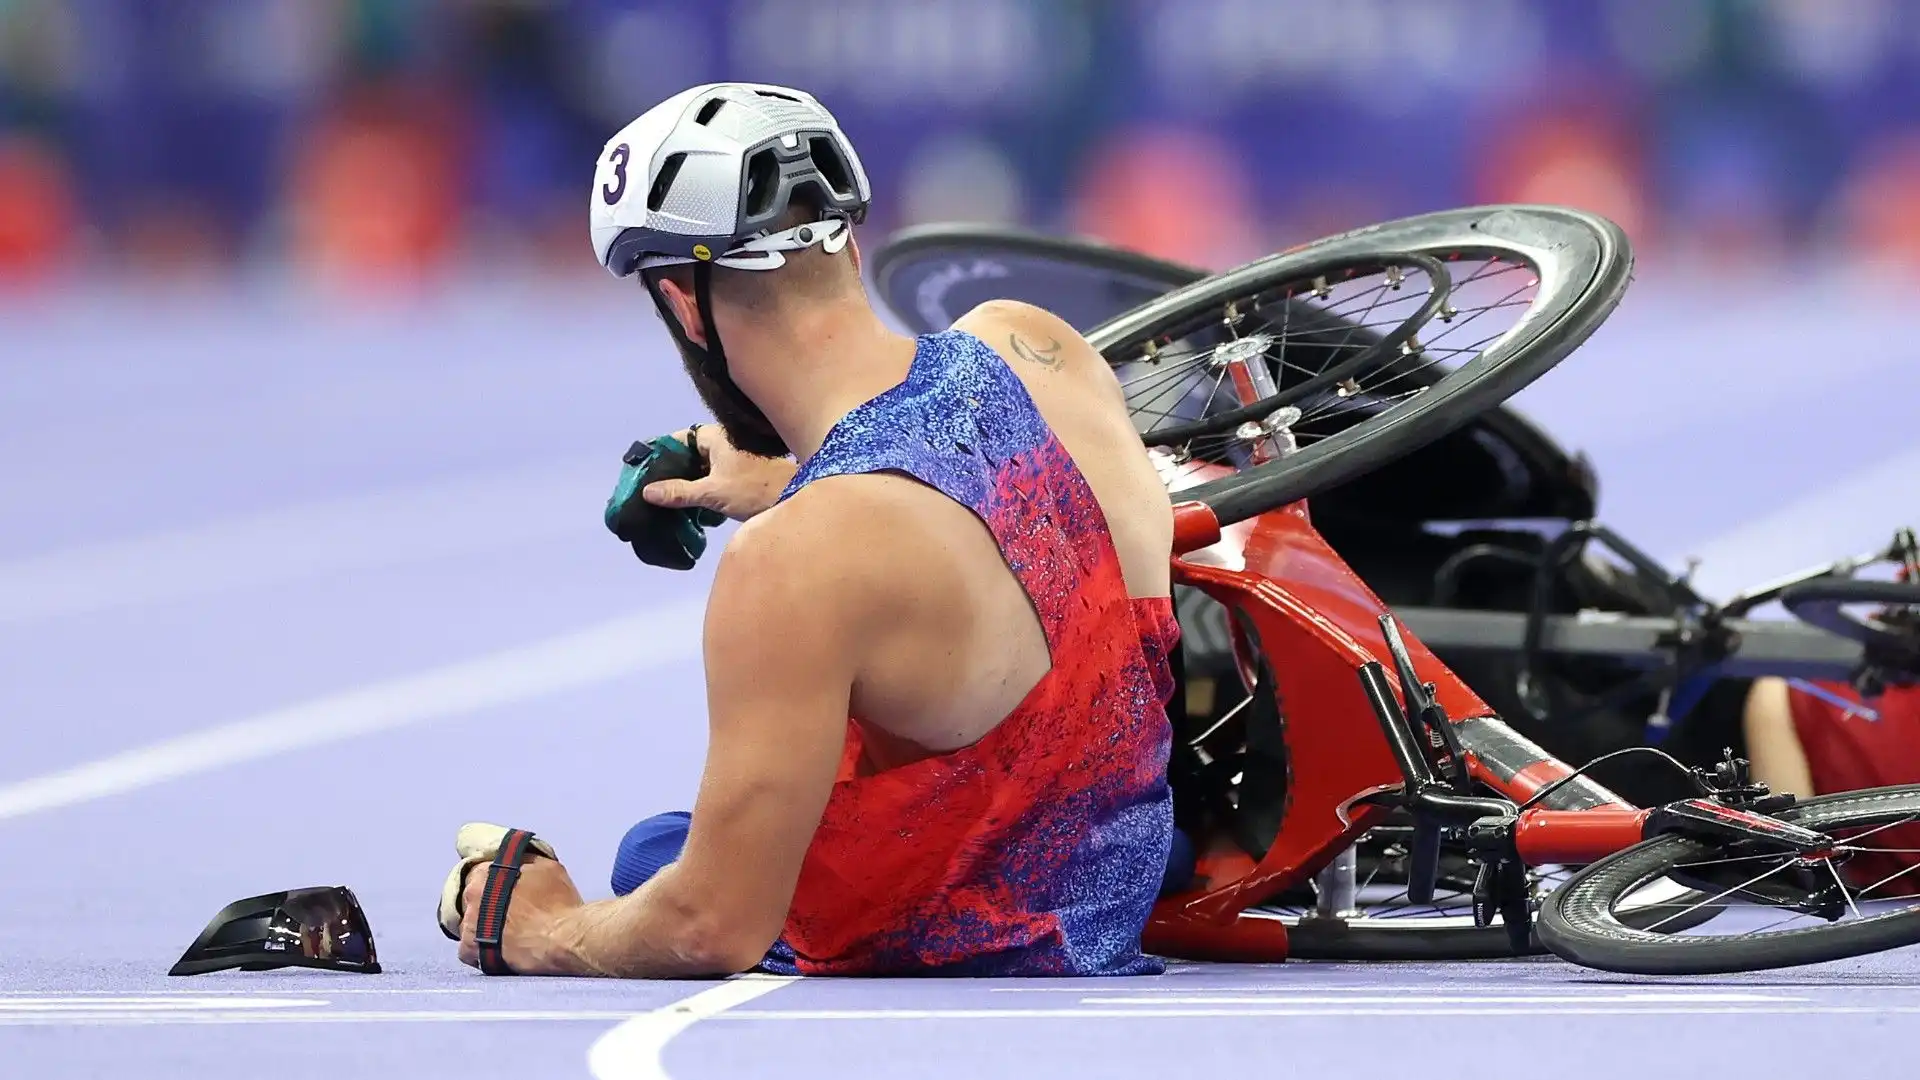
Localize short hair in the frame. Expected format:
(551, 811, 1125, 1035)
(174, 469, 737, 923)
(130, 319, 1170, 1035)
(642, 188, 857, 314)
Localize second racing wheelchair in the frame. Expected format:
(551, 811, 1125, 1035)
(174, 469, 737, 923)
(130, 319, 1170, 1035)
(869, 205, 1920, 975)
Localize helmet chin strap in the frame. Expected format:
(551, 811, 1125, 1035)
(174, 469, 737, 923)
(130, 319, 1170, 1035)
(642, 264, 778, 435)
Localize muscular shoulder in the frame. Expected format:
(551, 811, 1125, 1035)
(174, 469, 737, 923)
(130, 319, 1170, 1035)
(954, 300, 1080, 366)
(710, 473, 929, 640)
(953, 299, 1125, 405)
(953, 298, 1068, 337)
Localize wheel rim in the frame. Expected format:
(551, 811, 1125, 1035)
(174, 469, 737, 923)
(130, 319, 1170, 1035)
(1099, 205, 1629, 525)
(865, 216, 1608, 523)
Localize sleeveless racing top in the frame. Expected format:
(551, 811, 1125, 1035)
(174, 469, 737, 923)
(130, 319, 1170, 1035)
(759, 329, 1178, 977)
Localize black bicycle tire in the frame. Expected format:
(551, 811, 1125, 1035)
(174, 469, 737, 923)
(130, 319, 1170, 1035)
(1781, 579, 1920, 655)
(1266, 874, 1717, 961)
(870, 225, 1204, 332)
(1538, 785, 1920, 975)
(1084, 205, 1632, 527)
(866, 222, 1603, 522)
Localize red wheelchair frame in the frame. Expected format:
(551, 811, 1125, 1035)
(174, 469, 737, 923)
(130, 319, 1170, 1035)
(1143, 478, 1666, 962)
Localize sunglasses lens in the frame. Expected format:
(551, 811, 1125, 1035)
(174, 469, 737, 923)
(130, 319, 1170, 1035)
(170, 886, 381, 976)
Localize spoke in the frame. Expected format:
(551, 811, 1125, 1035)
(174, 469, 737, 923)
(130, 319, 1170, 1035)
(1854, 859, 1920, 902)
(1745, 908, 1817, 935)
(1416, 294, 1534, 350)
(1826, 858, 1865, 920)
(1133, 368, 1221, 426)
(1832, 815, 1920, 848)
(1194, 364, 1236, 421)
(1118, 355, 1211, 393)
(1640, 856, 1802, 933)
(1673, 850, 1820, 870)
(1358, 855, 1385, 893)
(1119, 355, 1212, 400)
(1320, 276, 1418, 356)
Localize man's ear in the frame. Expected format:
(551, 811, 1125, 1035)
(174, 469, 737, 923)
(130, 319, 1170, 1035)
(655, 275, 709, 349)
(846, 231, 862, 277)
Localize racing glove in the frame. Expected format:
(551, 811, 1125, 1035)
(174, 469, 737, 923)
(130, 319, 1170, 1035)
(604, 431, 727, 571)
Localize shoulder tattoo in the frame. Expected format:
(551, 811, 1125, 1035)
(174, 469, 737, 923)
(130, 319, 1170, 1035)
(1008, 332, 1065, 370)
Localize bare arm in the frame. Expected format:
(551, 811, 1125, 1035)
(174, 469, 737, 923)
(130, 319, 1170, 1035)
(1744, 677, 1816, 799)
(550, 498, 866, 976)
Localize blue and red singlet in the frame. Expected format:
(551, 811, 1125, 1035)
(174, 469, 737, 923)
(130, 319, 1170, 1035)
(759, 329, 1178, 977)
(612, 329, 1178, 977)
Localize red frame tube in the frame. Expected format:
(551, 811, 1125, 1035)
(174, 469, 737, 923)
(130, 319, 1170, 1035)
(1145, 485, 1652, 961)
(1513, 808, 1652, 866)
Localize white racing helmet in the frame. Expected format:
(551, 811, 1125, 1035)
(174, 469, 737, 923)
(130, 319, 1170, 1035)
(589, 83, 872, 439)
(590, 82, 871, 279)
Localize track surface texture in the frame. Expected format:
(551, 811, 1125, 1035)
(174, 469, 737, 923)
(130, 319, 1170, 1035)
(5, 282, 1917, 1078)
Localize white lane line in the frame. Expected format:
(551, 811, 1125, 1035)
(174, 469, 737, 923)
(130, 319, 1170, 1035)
(587, 976, 799, 1080)
(0, 988, 483, 996)
(1672, 444, 1920, 600)
(0, 1009, 647, 1027)
(0, 997, 329, 1012)
(705, 1004, 1920, 1021)
(0, 457, 611, 626)
(1078, 992, 1800, 1005)
(0, 600, 705, 821)
(6, 1002, 1919, 1028)
(989, 984, 1825, 994)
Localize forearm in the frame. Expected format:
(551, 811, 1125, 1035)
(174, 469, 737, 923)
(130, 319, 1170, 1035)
(546, 864, 756, 979)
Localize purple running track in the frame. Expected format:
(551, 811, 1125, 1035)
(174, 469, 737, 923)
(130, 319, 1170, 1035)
(3, 283, 1918, 1078)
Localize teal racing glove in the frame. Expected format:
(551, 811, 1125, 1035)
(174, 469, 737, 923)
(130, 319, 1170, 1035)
(604, 432, 727, 571)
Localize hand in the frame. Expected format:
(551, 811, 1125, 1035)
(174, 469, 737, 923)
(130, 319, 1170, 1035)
(457, 855, 588, 975)
(642, 425, 797, 522)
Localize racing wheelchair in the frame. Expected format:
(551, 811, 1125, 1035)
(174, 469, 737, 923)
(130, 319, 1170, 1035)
(869, 206, 1920, 975)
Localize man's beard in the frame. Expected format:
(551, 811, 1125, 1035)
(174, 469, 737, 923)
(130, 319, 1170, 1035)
(676, 341, 792, 459)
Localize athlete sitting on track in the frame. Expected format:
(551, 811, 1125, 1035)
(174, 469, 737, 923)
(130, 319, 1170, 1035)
(441, 83, 1183, 977)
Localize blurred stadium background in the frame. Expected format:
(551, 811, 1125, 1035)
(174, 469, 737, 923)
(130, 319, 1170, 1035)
(7, 0, 1920, 283)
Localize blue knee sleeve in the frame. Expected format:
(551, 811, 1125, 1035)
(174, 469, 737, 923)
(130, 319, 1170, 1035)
(611, 811, 692, 896)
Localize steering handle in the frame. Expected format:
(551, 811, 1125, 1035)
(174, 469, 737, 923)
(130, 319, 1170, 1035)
(1780, 578, 1920, 659)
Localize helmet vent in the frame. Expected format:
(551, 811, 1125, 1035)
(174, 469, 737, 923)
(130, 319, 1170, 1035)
(808, 137, 854, 197)
(743, 149, 779, 217)
(754, 89, 801, 103)
(646, 152, 687, 212)
(694, 98, 727, 126)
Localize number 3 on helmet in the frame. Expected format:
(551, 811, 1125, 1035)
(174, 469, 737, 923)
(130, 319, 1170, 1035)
(589, 82, 873, 280)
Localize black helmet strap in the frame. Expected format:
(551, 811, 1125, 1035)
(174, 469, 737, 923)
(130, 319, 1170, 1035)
(642, 262, 777, 434)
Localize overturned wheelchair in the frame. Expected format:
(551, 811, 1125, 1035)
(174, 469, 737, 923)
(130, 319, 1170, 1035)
(870, 206, 1920, 975)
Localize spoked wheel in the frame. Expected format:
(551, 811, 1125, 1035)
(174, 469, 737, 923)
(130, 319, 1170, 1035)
(1086, 205, 1631, 522)
(866, 218, 1605, 525)
(1256, 828, 1715, 962)
(1540, 785, 1920, 974)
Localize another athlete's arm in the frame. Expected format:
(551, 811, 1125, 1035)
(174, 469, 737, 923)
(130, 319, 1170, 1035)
(549, 490, 873, 976)
(1743, 677, 1816, 798)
